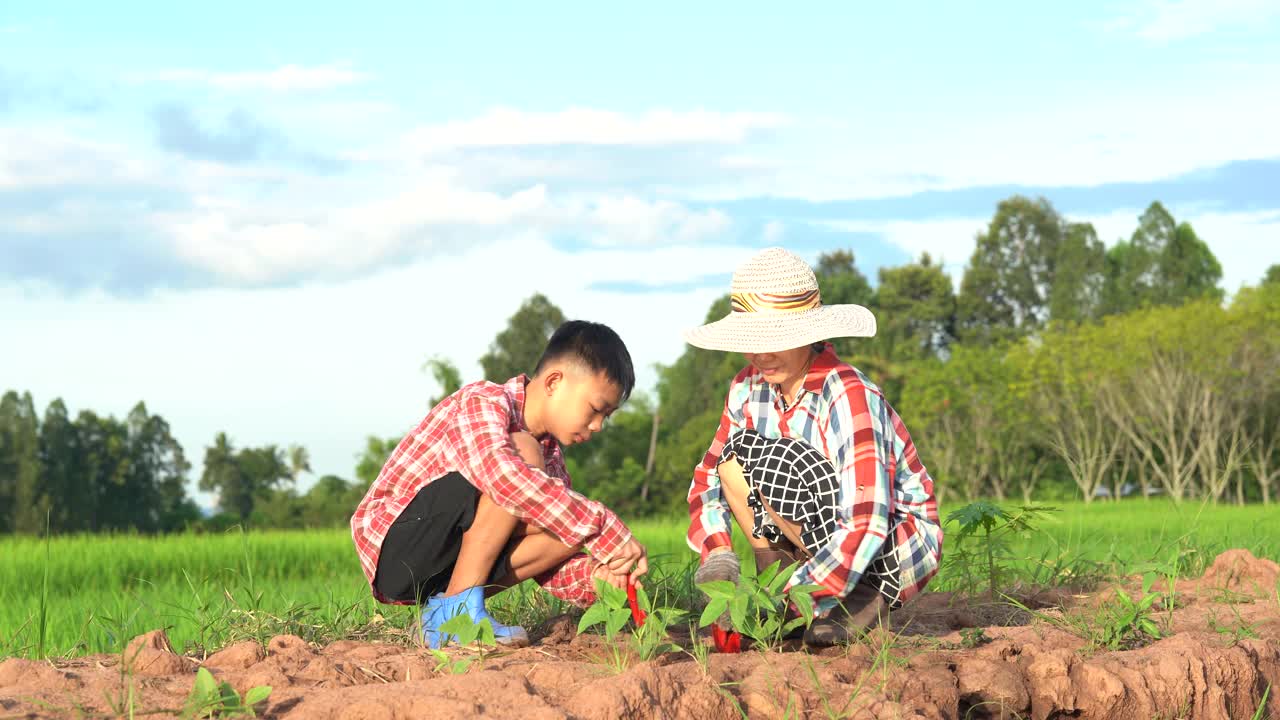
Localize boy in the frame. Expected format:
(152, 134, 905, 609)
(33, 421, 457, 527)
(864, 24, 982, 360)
(351, 320, 648, 648)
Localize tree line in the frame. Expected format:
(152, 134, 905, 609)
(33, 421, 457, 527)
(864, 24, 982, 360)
(3, 196, 1277, 534)
(458, 198, 1279, 513)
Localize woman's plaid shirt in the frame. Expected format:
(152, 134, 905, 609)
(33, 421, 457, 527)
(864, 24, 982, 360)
(686, 344, 943, 613)
(351, 375, 632, 607)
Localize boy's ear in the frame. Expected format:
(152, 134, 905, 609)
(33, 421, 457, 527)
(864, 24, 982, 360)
(541, 368, 564, 396)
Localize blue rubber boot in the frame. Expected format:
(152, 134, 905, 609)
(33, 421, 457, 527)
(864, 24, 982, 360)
(421, 587, 529, 648)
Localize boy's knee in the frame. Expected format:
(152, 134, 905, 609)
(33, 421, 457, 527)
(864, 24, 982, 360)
(509, 431, 545, 470)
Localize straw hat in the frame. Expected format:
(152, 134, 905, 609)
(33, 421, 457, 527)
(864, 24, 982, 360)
(683, 247, 876, 353)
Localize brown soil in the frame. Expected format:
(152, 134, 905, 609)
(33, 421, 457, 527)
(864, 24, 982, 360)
(2, 549, 1278, 720)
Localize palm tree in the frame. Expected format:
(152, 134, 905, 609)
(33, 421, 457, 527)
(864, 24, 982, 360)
(287, 444, 312, 486)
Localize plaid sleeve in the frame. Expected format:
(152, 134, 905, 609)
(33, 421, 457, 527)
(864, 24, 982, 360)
(533, 553, 600, 608)
(446, 390, 632, 561)
(686, 379, 745, 560)
(786, 378, 892, 615)
(883, 407, 943, 603)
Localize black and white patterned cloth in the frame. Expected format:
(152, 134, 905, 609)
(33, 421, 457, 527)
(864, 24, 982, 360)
(719, 428, 905, 608)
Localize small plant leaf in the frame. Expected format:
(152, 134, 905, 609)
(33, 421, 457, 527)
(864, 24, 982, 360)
(244, 685, 272, 707)
(700, 598, 728, 627)
(605, 607, 630, 639)
(697, 580, 737, 599)
(579, 602, 610, 633)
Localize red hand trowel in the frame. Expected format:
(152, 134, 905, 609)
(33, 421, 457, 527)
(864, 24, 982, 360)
(628, 579, 740, 652)
(712, 624, 741, 653)
(626, 579, 647, 627)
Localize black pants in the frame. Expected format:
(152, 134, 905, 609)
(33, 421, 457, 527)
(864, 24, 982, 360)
(373, 473, 514, 604)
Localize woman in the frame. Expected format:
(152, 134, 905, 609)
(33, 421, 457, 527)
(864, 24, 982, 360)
(684, 247, 942, 646)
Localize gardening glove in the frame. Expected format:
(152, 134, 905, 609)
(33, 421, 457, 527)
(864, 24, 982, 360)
(695, 548, 741, 630)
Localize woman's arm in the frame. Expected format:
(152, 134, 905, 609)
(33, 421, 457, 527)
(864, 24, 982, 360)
(786, 377, 894, 611)
(686, 381, 746, 559)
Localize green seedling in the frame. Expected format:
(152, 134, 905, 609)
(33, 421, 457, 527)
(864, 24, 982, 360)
(181, 667, 271, 719)
(628, 584, 686, 662)
(1207, 606, 1260, 647)
(685, 621, 712, 675)
(697, 560, 821, 651)
(944, 501, 1059, 599)
(579, 579, 685, 672)
(428, 613, 497, 674)
(959, 627, 990, 649)
(1100, 574, 1163, 650)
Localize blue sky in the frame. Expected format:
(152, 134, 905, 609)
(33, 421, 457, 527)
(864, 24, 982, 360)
(2, 2, 1278, 505)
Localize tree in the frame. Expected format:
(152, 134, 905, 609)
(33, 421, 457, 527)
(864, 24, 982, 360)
(355, 435, 401, 488)
(287, 444, 312, 486)
(649, 296, 746, 515)
(301, 474, 366, 527)
(1094, 301, 1233, 502)
(1047, 223, 1106, 324)
(1012, 327, 1123, 503)
(0, 391, 45, 533)
(873, 253, 956, 363)
(200, 433, 245, 522)
(38, 399, 78, 531)
(1160, 221, 1223, 306)
(479, 294, 566, 382)
(655, 296, 743, 436)
(1264, 264, 1280, 287)
(815, 249, 875, 306)
(124, 402, 194, 532)
(1101, 202, 1222, 315)
(567, 394, 658, 514)
(1231, 283, 1280, 504)
(73, 410, 130, 532)
(423, 356, 463, 406)
(199, 434, 289, 524)
(236, 445, 291, 523)
(957, 196, 1105, 342)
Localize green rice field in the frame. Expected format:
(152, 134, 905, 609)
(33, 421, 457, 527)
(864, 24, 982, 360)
(3, 500, 1279, 659)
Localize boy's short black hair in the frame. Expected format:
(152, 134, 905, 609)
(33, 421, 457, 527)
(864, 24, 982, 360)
(535, 320, 635, 401)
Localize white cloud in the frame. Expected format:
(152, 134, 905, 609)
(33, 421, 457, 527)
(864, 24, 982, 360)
(140, 63, 369, 91)
(147, 179, 731, 284)
(1106, 0, 1279, 41)
(0, 238, 755, 501)
(0, 128, 151, 189)
(405, 107, 788, 152)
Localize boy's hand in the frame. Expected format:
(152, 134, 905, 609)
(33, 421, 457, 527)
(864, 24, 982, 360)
(592, 563, 637, 590)
(605, 538, 648, 584)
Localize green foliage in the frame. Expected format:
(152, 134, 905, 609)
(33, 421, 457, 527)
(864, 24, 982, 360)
(957, 195, 1104, 342)
(1207, 605, 1260, 647)
(578, 578, 684, 672)
(1098, 574, 1163, 650)
(944, 501, 1059, 598)
(479, 292, 566, 382)
(199, 434, 292, 524)
(874, 253, 956, 363)
(577, 579, 635, 642)
(428, 613, 497, 674)
(423, 355, 463, 406)
(182, 667, 271, 718)
(959, 626, 989, 649)
(697, 560, 821, 650)
(628, 584, 686, 662)
(354, 435, 399, 489)
(1102, 202, 1223, 315)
